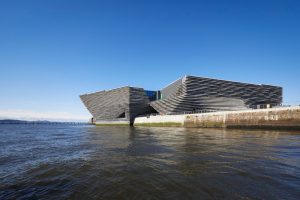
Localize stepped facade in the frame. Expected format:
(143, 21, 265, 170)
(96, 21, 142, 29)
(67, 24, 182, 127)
(80, 75, 282, 125)
(151, 75, 282, 114)
(80, 87, 155, 125)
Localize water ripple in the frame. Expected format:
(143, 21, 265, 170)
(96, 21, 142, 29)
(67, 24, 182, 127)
(1, 124, 300, 199)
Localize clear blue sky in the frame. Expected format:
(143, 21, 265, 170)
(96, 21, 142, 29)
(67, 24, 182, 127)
(0, 0, 299, 120)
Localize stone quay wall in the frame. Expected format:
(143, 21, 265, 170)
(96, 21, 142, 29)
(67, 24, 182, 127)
(134, 106, 300, 129)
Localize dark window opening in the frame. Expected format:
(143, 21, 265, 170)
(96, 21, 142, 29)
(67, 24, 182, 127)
(145, 90, 158, 101)
(117, 112, 125, 118)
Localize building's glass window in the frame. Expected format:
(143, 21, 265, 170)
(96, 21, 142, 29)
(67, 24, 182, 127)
(157, 91, 162, 100)
(145, 90, 158, 101)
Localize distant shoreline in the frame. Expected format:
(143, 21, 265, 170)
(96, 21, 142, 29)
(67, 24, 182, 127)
(0, 119, 88, 125)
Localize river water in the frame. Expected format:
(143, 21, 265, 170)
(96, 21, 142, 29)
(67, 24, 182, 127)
(1, 124, 300, 199)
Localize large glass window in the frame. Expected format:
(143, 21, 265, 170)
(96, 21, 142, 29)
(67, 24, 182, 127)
(145, 90, 157, 101)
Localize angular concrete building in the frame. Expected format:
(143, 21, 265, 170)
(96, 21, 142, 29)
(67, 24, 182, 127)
(80, 87, 157, 125)
(151, 75, 282, 114)
(80, 75, 282, 125)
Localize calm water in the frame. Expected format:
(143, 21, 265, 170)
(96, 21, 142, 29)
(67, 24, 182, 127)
(1, 125, 300, 200)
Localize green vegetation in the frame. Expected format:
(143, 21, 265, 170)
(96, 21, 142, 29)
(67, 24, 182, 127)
(134, 122, 182, 127)
(200, 121, 224, 128)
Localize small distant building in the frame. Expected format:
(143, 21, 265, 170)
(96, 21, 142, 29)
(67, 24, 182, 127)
(80, 75, 282, 125)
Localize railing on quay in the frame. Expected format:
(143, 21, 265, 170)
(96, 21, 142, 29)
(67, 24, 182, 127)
(138, 109, 219, 118)
(137, 104, 300, 118)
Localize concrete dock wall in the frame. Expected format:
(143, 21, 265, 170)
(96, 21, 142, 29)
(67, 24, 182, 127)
(134, 106, 300, 129)
(95, 120, 130, 126)
(134, 114, 185, 127)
